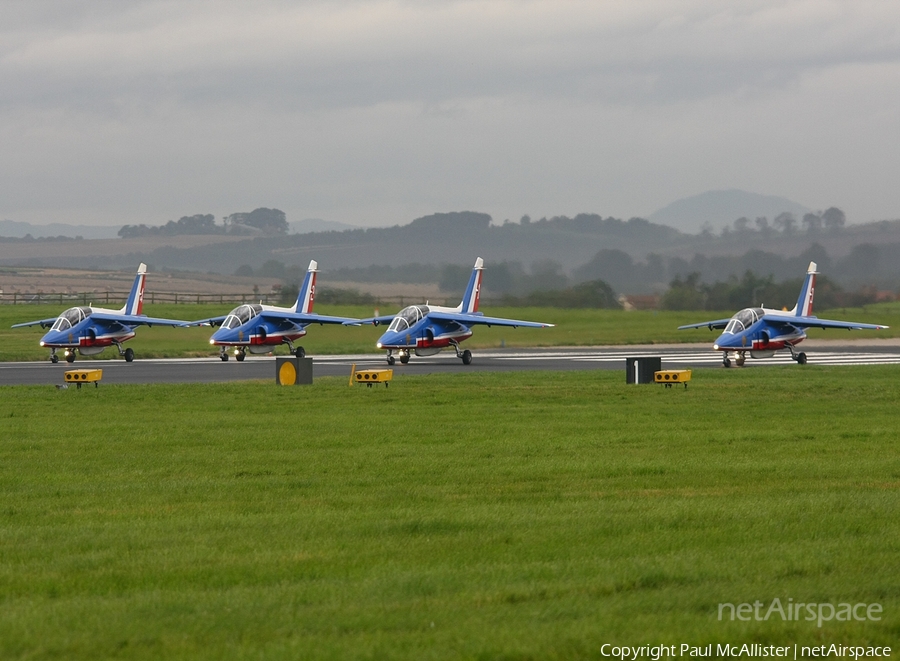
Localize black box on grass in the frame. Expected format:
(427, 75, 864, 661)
(625, 356, 661, 384)
(276, 357, 313, 385)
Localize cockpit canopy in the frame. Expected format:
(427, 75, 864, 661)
(724, 307, 764, 334)
(221, 304, 263, 330)
(388, 305, 430, 333)
(51, 306, 92, 332)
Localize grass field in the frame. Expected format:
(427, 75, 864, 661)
(1, 366, 898, 659)
(3, 302, 899, 362)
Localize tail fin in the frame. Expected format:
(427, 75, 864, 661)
(294, 260, 318, 313)
(792, 261, 817, 316)
(122, 263, 147, 315)
(459, 257, 484, 313)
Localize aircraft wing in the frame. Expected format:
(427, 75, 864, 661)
(763, 314, 889, 331)
(181, 315, 229, 328)
(677, 318, 732, 330)
(257, 310, 360, 325)
(11, 317, 58, 329)
(428, 311, 554, 328)
(350, 314, 399, 326)
(90, 312, 191, 327)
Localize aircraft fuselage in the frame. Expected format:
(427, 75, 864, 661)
(375, 305, 473, 355)
(39, 306, 137, 355)
(209, 303, 309, 355)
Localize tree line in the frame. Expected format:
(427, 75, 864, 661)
(118, 209, 288, 238)
(238, 238, 896, 311)
(716, 207, 846, 238)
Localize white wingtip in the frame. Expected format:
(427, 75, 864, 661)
(138, 263, 147, 274)
(474, 257, 484, 269)
(808, 261, 818, 274)
(308, 260, 318, 271)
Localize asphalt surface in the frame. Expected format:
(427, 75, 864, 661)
(3, 341, 900, 386)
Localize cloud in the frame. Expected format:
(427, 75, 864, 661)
(2, 1, 900, 227)
(4, 1, 900, 113)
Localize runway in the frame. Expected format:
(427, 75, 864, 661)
(2, 342, 900, 386)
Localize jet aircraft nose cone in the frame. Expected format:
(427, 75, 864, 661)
(40, 331, 61, 345)
(713, 333, 730, 349)
(377, 330, 403, 347)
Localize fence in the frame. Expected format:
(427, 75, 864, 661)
(0, 291, 277, 306)
(0, 291, 455, 308)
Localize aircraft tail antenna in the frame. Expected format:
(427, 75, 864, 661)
(295, 259, 319, 313)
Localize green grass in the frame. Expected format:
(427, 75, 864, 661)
(1, 367, 898, 659)
(3, 302, 899, 362)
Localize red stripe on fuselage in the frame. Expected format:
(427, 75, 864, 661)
(211, 330, 307, 347)
(380, 331, 473, 349)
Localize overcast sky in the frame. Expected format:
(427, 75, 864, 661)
(3, 0, 900, 228)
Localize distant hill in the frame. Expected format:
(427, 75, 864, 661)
(0, 211, 686, 275)
(649, 190, 811, 234)
(0, 219, 120, 240)
(289, 218, 358, 234)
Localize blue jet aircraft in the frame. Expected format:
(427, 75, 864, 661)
(354, 257, 554, 365)
(11, 263, 189, 363)
(187, 260, 359, 361)
(678, 261, 889, 367)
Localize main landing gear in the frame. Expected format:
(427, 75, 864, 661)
(788, 345, 807, 365)
(450, 340, 473, 365)
(285, 339, 305, 359)
(114, 342, 134, 362)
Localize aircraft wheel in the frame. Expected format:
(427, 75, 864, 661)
(736, 357, 745, 367)
(124, 348, 135, 363)
(50, 355, 59, 364)
(399, 353, 409, 364)
(236, 351, 245, 362)
(294, 346, 306, 359)
(66, 353, 76, 364)
(221, 354, 229, 362)
(461, 349, 472, 365)
(722, 357, 731, 368)
(387, 355, 395, 366)
(797, 352, 807, 365)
